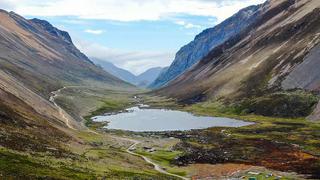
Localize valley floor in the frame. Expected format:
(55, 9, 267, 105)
(1, 86, 320, 179)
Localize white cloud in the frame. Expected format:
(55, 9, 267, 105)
(175, 20, 202, 29)
(62, 19, 86, 25)
(74, 38, 174, 75)
(84, 29, 104, 35)
(0, 0, 14, 10)
(1, 0, 266, 74)
(5, 0, 266, 23)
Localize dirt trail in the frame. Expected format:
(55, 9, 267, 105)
(49, 86, 187, 179)
(49, 87, 76, 130)
(113, 136, 189, 180)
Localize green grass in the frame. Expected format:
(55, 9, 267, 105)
(140, 94, 182, 109)
(84, 98, 131, 128)
(239, 91, 319, 117)
(89, 99, 130, 116)
(136, 149, 187, 177)
(185, 90, 319, 118)
(0, 141, 177, 180)
(55, 86, 138, 128)
(0, 148, 96, 179)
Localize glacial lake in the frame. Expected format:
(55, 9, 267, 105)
(92, 106, 253, 132)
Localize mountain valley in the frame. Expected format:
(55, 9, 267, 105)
(92, 58, 166, 88)
(0, 0, 320, 179)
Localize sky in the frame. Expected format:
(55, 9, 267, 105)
(1, 0, 265, 75)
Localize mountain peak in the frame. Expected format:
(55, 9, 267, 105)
(30, 18, 73, 44)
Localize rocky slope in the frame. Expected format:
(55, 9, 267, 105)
(0, 9, 130, 152)
(156, 0, 320, 119)
(150, 4, 261, 89)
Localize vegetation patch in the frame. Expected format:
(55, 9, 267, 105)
(136, 149, 187, 176)
(239, 91, 319, 118)
(84, 99, 132, 128)
(189, 90, 319, 118)
(0, 148, 96, 179)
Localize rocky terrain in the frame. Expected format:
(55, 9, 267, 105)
(0, 8, 131, 159)
(156, 0, 320, 120)
(150, 4, 261, 89)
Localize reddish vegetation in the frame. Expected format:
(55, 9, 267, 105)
(189, 163, 253, 179)
(249, 139, 319, 176)
(170, 130, 320, 178)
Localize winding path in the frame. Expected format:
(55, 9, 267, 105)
(50, 86, 187, 179)
(49, 87, 75, 130)
(114, 136, 189, 180)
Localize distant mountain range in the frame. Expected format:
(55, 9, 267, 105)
(92, 58, 166, 88)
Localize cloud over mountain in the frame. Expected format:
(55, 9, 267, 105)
(5, 0, 265, 23)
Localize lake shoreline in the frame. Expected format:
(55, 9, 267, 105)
(91, 104, 254, 132)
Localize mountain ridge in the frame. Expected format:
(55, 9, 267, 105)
(150, 3, 262, 89)
(155, 0, 320, 119)
(0, 8, 132, 153)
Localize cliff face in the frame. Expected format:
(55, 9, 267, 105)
(156, 0, 320, 119)
(149, 5, 261, 89)
(30, 18, 73, 45)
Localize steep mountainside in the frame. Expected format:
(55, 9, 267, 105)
(150, 4, 261, 89)
(0, 9, 130, 152)
(92, 58, 165, 88)
(155, 66, 169, 84)
(156, 0, 320, 119)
